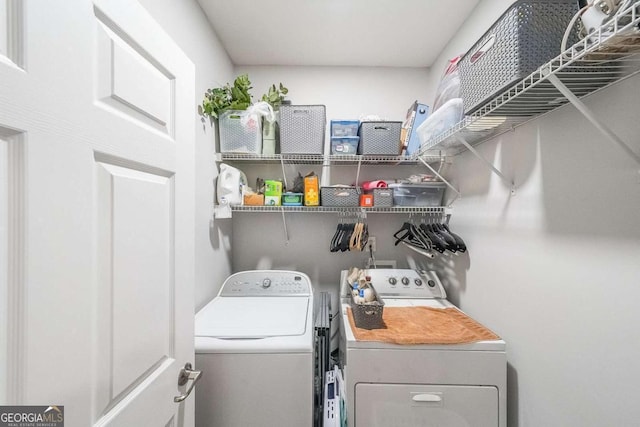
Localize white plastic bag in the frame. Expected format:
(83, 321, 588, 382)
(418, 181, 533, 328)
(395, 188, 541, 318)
(432, 56, 462, 112)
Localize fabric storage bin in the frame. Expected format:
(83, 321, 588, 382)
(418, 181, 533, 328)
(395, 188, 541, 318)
(219, 110, 263, 153)
(331, 137, 359, 155)
(321, 186, 361, 207)
(358, 121, 402, 155)
(389, 182, 446, 206)
(458, 0, 579, 114)
(371, 188, 393, 207)
(331, 120, 359, 137)
(279, 104, 326, 154)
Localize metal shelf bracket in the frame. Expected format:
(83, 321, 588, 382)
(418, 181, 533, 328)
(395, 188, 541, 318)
(547, 73, 640, 167)
(454, 135, 516, 195)
(213, 203, 232, 219)
(417, 156, 462, 205)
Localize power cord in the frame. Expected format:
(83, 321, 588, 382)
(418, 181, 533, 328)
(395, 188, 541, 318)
(560, 0, 633, 58)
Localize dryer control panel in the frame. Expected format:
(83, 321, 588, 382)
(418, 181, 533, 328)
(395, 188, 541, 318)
(364, 268, 446, 299)
(219, 270, 312, 297)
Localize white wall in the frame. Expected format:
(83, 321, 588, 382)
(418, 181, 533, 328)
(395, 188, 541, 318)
(427, 1, 640, 425)
(230, 66, 434, 301)
(137, 0, 235, 310)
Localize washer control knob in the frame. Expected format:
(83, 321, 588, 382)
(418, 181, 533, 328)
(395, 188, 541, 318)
(402, 277, 410, 286)
(388, 277, 397, 285)
(262, 278, 271, 289)
(415, 278, 423, 286)
(427, 279, 436, 288)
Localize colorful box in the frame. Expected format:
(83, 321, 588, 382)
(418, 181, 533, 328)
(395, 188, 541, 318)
(264, 180, 283, 206)
(360, 194, 373, 207)
(304, 175, 319, 206)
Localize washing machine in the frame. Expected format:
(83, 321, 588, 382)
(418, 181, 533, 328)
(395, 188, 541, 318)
(195, 270, 314, 427)
(339, 268, 506, 427)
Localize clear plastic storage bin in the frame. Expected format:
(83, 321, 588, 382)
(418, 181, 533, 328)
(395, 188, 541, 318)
(331, 120, 360, 137)
(331, 137, 359, 155)
(389, 182, 446, 206)
(218, 110, 262, 154)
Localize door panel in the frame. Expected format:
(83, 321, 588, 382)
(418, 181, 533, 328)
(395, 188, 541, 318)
(95, 159, 175, 408)
(0, 0, 23, 69)
(95, 13, 174, 135)
(0, 128, 25, 405)
(0, 0, 195, 425)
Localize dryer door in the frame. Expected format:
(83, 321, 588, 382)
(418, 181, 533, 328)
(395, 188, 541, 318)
(355, 383, 498, 427)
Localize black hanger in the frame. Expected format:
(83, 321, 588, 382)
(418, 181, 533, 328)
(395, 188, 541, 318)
(393, 222, 415, 246)
(330, 222, 343, 252)
(441, 223, 466, 253)
(394, 220, 432, 251)
(418, 223, 446, 253)
(339, 222, 355, 252)
(427, 223, 457, 253)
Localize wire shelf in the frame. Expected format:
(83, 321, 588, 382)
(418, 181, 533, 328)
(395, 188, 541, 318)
(224, 205, 451, 215)
(419, 3, 640, 155)
(217, 152, 446, 165)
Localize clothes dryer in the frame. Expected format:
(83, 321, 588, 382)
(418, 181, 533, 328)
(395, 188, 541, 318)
(339, 268, 506, 427)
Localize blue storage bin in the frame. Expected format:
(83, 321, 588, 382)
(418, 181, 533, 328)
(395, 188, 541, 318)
(330, 120, 360, 137)
(331, 137, 359, 155)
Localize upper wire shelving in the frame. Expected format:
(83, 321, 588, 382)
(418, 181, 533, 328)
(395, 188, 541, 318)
(216, 152, 446, 165)
(418, 3, 640, 160)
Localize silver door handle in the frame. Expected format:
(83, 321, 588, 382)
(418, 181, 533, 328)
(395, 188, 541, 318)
(174, 362, 202, 403)
(412, 393, 442, 403)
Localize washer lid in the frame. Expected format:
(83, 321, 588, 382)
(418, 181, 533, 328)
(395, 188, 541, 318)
(195, 296, 310, 338)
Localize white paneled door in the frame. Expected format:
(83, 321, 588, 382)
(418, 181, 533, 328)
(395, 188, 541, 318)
(0, 0, 196, 426)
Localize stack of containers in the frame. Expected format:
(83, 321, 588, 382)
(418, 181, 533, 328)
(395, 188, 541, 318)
(330, 120, 360, 155)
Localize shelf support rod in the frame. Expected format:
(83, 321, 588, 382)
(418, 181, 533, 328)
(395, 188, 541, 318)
(355, 156, 362, 186)
(280, 208, 290, 245)
(417, 156, 461, 204)
(454, 135, 516, 195)
(279, 156, 288, 189)
(547, 73, 640, 166)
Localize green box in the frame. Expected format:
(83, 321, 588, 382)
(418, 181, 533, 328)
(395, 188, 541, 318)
(264, 180, 283, 196)
(264, 180, 283, 206)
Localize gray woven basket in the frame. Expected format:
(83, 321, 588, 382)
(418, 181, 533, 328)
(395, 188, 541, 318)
(458, 0, 580, 115)
(350, 287, 385, 330)
(358, 121, 402, 155)
(320, 186, 361, 207)
(279, 105, 326, 154)
(372, 188, 393, 207)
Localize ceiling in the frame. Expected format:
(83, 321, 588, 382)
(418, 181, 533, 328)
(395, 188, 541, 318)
(197, 0, 481, 68)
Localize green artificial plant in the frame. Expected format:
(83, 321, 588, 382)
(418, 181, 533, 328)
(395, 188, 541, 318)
(200, 74, 253, 119)
(261, 83, 289, 110)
